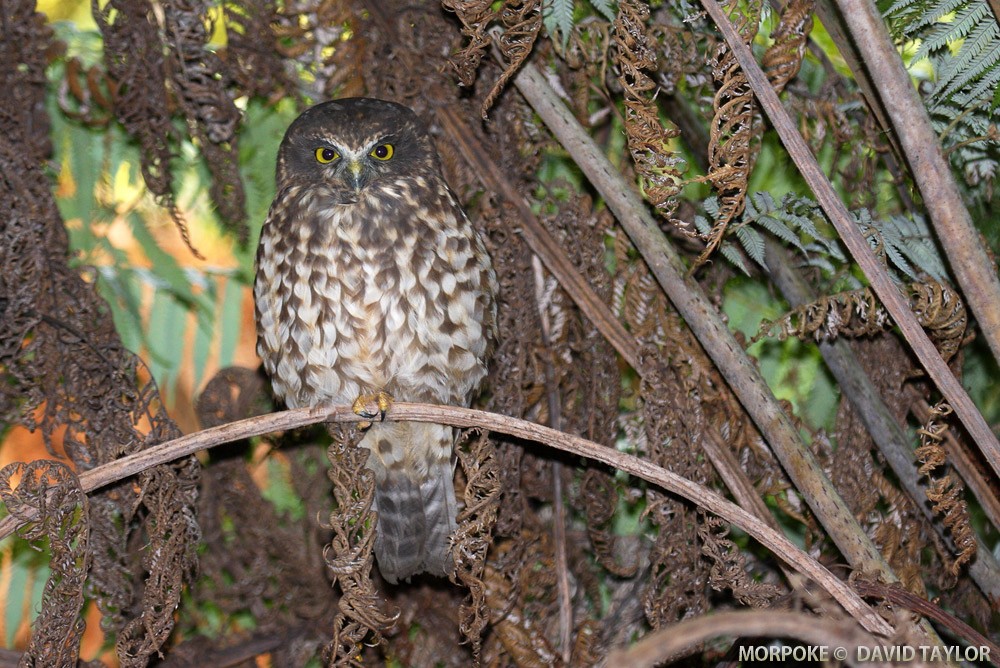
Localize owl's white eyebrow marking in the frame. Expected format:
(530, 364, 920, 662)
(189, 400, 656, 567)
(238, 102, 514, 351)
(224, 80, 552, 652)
(307, 133, 397, 161)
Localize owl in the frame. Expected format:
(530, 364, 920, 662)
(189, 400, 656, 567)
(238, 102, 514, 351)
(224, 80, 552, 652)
(254, 98, 497, 583)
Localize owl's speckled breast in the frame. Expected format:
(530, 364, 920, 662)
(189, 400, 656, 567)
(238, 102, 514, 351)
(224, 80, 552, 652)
(254, 178, 496, 410)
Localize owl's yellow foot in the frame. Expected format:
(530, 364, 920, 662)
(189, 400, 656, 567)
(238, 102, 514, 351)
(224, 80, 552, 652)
(352, 391, 394, 429)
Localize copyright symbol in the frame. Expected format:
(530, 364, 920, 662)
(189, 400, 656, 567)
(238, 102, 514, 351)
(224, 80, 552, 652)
(833, 647, 847, 661)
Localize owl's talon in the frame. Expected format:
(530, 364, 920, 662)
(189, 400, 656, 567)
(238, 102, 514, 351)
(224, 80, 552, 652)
(352, 391, 394, 427)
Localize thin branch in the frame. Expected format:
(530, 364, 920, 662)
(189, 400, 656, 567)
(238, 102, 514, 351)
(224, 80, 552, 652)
(510, 59, 905, 591)
(853, 579, 1000, 657)
(606, 609, 889, 668)
(0, 402, 892, 636)
(532, 254, 573, 664)
(701, 0, 1000, 481)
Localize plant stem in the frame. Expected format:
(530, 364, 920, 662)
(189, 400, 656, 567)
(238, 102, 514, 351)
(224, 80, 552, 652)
(0, 401, 893, 636)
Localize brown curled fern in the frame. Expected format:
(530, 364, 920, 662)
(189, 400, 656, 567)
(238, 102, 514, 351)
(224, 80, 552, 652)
(580, 467, 638, 577)
(91, 0, 204, 257)
(441, 0, 498, 87)
(699, 513, 782, 607)
(323, 424, 396, 666)
(0, 461, 90, 667)
(761, 0, 814, 94)
(483, 536, 561, 667)
(755, 281, 966, 362)
(481, 0, 543, 118)
(162, 0, 248, 239)
(613, 0, 685, 227)
(915, 403, 976, 576)
(222, 0, 296, 101)
(696, 0, 763, 270)
(452, 429, 502, 661)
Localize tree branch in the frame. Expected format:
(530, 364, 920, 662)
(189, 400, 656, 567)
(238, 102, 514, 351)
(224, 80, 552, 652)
(606, 609, 888, 668)
(0, 402, 892, 636)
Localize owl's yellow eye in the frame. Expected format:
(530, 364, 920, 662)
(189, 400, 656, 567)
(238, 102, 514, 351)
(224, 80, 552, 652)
(370, 143, 394, 161)
(315, 147, 339, 164)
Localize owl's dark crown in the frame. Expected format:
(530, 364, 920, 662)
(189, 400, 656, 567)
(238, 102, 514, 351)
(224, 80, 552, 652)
(275, 98, 440, 202)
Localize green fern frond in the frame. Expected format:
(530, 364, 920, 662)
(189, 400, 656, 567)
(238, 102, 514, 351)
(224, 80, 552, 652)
(912, 2, 989, 62)
(700, 192, 948, 284)
(735, 225, 767, 269)
(696, 211, 753, 276)
(888, 0, 1000, 196)
(910, 0, 968, 31)
(933, 20, 998, 97)
(955, 55, 1000, 103)
(589, 0, 617, 21)
(721, 240, 754, 276)
(543, 0, 576, 46)
(884, 0, 927, 19)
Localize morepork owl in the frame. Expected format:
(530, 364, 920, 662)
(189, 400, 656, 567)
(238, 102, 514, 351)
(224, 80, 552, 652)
(254, 98, 497, 583)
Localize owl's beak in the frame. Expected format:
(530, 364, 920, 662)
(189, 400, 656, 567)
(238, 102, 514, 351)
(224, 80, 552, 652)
(347, 159, 368, 191)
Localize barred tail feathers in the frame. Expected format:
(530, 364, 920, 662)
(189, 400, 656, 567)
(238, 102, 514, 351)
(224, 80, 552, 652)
(363, 422, 458, 584)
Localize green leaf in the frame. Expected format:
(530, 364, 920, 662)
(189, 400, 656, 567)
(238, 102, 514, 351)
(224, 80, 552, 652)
(543, 0, 575, 46)
(721, 240, 754, 276)
(589, 0, 617, 21)
(1, 539, 51, 646)
(735, 225, 767, 269)
(128, 211, 209, 314)
(97, 266, 145, 354)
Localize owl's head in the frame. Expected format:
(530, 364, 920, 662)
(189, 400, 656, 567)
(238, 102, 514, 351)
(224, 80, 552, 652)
(275, 98, 440, 203)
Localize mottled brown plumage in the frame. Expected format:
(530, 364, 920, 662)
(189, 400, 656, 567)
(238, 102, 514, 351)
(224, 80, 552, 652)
(254, 98, 497, 583)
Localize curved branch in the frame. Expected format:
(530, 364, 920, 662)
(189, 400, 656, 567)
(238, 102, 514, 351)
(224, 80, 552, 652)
(0, 402, 892, 636)
(606, 609, 888, 668)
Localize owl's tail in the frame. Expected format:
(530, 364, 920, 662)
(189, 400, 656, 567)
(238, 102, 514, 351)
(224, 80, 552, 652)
(363, 422, 458, 584)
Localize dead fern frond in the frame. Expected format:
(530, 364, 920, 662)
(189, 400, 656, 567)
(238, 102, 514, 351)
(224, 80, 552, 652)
(908, 281, 967, 361)
(222, 0, 296, 100)
(323, 425, 396, 665)
(756, 287, 890, 343)
(755, 281, 966, 362)
(441, 0, 498, 87)
(483, 537, 561, 667)
(453, 429, 503, 660)
(915, 403, 976, 576)
(92, 0, 205, 257)
(581, 468, 638, 577)
(613, 0, 685, 227)
(0, 461, 90, 667)
(162, 0, 248, 239)
(699, 513, 781, 607)
(762, 0, 814, 94)
(695, 0, 763, 270)
(482, 0, 543, 118)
